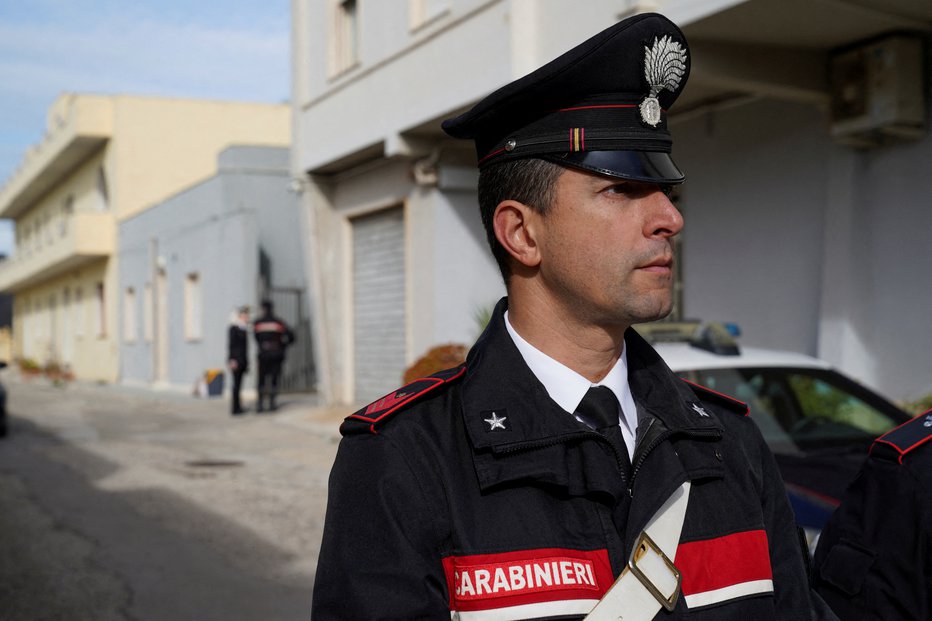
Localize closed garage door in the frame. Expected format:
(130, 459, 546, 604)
(352, 207, 406, 403)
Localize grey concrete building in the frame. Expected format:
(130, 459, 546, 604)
(118, 145, 314, 395)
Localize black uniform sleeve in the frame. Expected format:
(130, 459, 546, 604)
(312, 433, 450, 620)
(813, 457, 932, 621)
(748, 419, 823, 618)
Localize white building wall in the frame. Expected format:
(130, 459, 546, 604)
(829, 125, 932, 401)
(673, 98, 829, 356)
(408, 178, 504, 360)
(674, 96, 932, 402)
(430, 187, 503, 347)
(296, 1, 514, 173)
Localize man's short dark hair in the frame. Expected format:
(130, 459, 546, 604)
(261, 299, 273, 313)
(477, 158, 564, 283)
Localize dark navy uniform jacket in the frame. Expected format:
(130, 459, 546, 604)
(814, 410, 932, 621)
(253, 312, 294, 362)
(312, 299, 813, 619)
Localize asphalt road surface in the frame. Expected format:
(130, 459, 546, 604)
(0, 375, 342, 621)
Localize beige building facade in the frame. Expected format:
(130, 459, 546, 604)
(0, 93, 290, 382)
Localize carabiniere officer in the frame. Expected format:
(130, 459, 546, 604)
(814, 410, 932, 620)
(313, 13, 822, 620)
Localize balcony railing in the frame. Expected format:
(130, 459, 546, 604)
(0, 212, 115, 292)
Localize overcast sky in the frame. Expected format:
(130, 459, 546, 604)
(0, 0, 291, 255)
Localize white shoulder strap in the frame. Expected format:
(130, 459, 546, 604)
(585, 480, 691, 620)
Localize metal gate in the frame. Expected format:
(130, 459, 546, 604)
(263, 287, 316, 393)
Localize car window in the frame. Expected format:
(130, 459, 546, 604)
(785, 374, 895, 437)
(681, 368, 799, 453)
(679, 367, 905, 452)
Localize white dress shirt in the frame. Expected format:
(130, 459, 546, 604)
(504, 311, 639, 460)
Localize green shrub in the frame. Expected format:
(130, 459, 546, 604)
(17, 358, 40, 372)
(902, 392, 932, 415)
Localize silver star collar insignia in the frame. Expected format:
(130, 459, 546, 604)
(640, 35, 688, 127)
(691, 403, 709, 418)
(484, 412, 508, 430)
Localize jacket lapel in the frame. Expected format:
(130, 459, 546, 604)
(623, 329, 726, 542)
(460, 300, 728, 531)
(461, 299, 626, 500)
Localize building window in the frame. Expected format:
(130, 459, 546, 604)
(143, 283, 153, 342)
(184, 272, 202, 341)
(74, 288, 84, 337)
(95, 282, 106, 338)
(35, 299, 44, 341)
(331, 0, 359, 75)
(124, 287, 137, 343)
(48, 294, 56, 354)
(61, 287, 73, 364)
(60, 195, 74, 237)
(409, 0, 448, 30)
(96, 167, 110, 211)
(23, 300, 33, 360)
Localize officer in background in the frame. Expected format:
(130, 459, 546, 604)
(227, 305, 250, 415)
(813, 410, 932, 620)
(313, 13, 820, 620)
(253, 299, 294, 412)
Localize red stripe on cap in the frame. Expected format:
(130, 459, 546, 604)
(478, 146, 507, 165)
(676, 530, 772, 595)
(557, 104, 638, 112)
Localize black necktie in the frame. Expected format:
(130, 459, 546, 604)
(577, 386, 632, 475)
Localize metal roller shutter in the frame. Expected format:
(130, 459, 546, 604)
(352, 207, 406, 403)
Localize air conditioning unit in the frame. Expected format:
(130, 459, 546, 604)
(829, 34, 926, 147)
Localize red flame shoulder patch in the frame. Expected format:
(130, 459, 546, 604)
(340, 365, 466, 435)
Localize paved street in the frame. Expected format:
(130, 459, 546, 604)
(0, 374, 346, 621)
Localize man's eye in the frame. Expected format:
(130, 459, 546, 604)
(603, 182, 674, 197)
(605, 183, 633, 195)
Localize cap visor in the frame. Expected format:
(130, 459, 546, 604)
(547, 150, 685, 184)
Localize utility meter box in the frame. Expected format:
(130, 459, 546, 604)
(830, 35, 926, 147)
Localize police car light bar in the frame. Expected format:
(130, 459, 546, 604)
(633, 321, 742, 356)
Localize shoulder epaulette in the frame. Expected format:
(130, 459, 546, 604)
(340, 365, 467, 435)
(682, 379, 749, 416)
(871, 410, 932, 464)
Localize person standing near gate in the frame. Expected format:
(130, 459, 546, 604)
(254, 299, 294, 412)
(227, 305, 251, 415)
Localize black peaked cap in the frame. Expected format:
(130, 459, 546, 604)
(441, 13, 690, 183)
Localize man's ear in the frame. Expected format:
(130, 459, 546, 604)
(493, 200, 541, 268)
